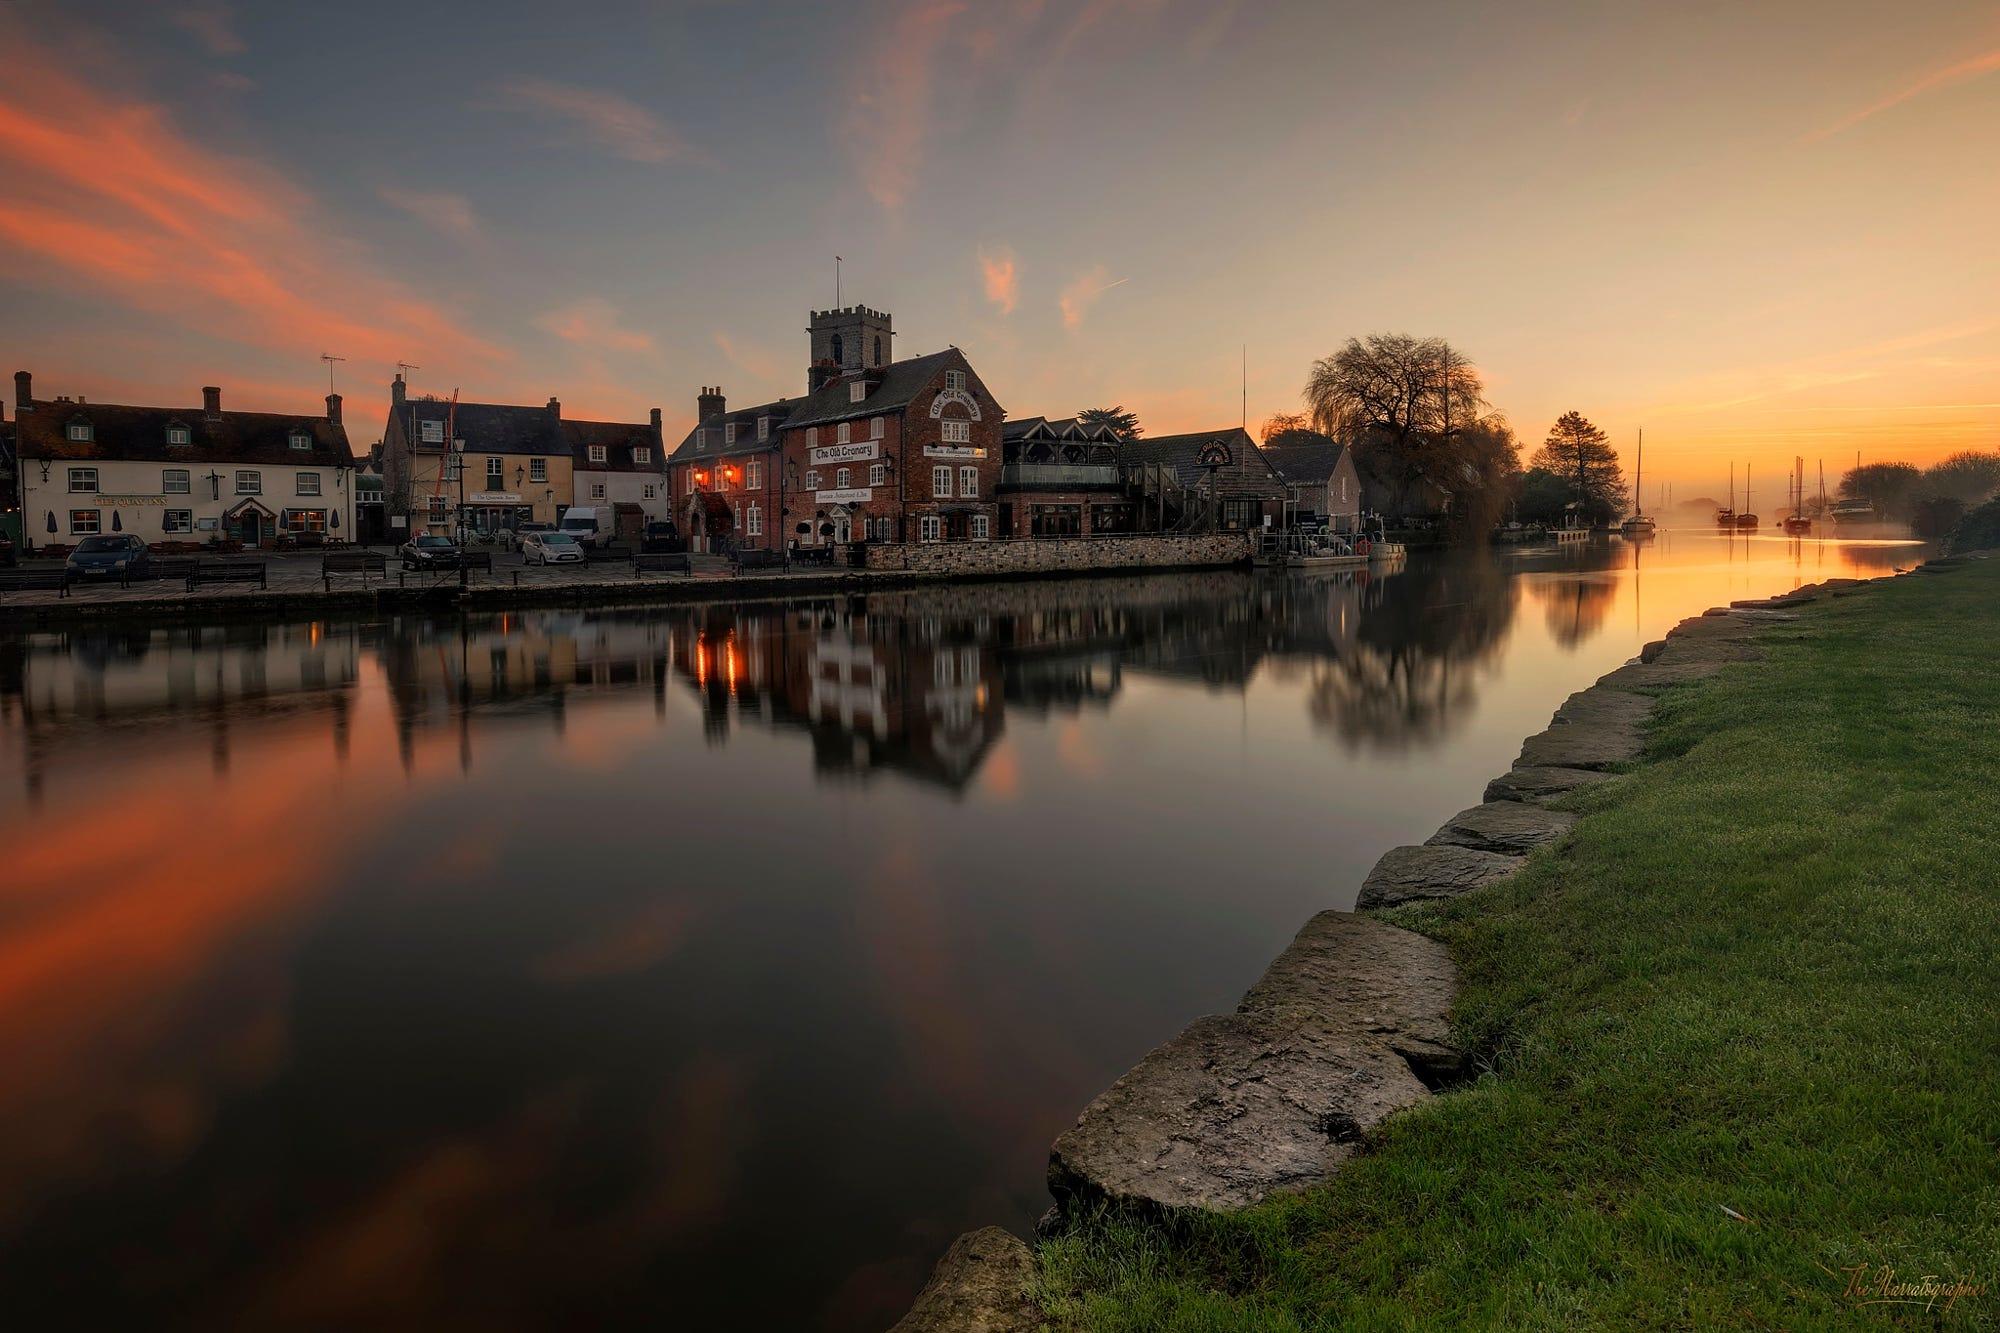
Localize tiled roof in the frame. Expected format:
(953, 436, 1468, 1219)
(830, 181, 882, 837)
(1260, 436, 1350, 484)
(565, 418, 665, 474)
(668, 397, 795, 464)
(396, 397, 563, 456)
(1121, 427, 1286, 496)
(15, 398, 354, 468)
(780, 348, 975, 430)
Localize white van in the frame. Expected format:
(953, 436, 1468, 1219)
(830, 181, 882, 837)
(558, 505, 614, 549)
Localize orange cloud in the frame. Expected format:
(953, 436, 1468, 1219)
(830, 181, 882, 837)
(1809, 44, 2000, 140)
(1059, 265, 1125, 330)
(841, 0, 966, 213)
(978, 246, 1019, 314)
(504, 79, 700, 164)
(0, 38, 504, 374)
(537, 298, 656, 355)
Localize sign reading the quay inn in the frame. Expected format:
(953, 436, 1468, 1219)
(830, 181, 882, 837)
(922, 445, 986, 459)
(95, 495, 173, 505)
(814, 488, 873, 505)
(809, 441, 880, 466)
(468, 492, 522, 505)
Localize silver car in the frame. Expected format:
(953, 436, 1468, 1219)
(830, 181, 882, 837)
(522, 530, 585, 565)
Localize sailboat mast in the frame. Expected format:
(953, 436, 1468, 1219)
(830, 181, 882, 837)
(1635, 428, 1643, 516)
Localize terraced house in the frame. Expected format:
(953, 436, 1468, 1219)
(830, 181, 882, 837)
(567, 410, 670, 523)
(10, 371, 356, 552)
(379, 375, 573, 538)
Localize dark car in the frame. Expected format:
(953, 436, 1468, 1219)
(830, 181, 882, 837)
(640, 521, 683, 553)
(400, 534, 463, 570)
(65, 533, 151, 580)
(0, 533, 15, 567)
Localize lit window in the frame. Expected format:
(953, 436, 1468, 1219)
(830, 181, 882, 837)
(941, 420, 970, 444)
(725, 422, 737, 445)
(67, 421, 92, 442)
(420, 419, 444, 444)
(166, 425, 191, 445)
(971, 514, 990, 540)
(836, 422, 850, 444)
(871, 416, 883, 439)
(69, 509, 101, 534)
(932, 465, 952, 497)
(849, 380, 867, 404)
(486, 457, 504, 485)
(530, 458, 547, 482)
(920, 515, 942, 542)
(289, 431, 312, 450)
(805, 470, 821, 490)
(297, 472, 322, 496)
(67, 467, 99, 493)
(634, 447, 652, 464)
(959, 466, 978, 497)
(747, 503, 763, 537)
(236, 470, 262, 494)
(163, 509, 193, 534)
(284, 509, 328, 534)
(588, 445, 607, 464)
(163, 469, 191, 494)
(757, 416, 770, 441)
(869, 463, 885, 486)
(836, 467, 851, 488)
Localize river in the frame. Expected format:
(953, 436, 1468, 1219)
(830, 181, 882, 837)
(0, 530, 1921, 1329)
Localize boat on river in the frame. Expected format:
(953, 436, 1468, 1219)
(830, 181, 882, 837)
(1829, 498, 1876, 525)
(1619, 428, 1657, 540)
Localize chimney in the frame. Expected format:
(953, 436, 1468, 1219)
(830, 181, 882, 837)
(203, 385, 221, 416)
(325, 392, 343, 423)
(13, 370, 29, 412)
(546, 395, 561, 422)
(649, 407, 663, 440)
(696, 386, 725, 421)
(391, 374, 407, 407)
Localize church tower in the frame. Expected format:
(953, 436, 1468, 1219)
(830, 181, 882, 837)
(807, 306, 893, 392)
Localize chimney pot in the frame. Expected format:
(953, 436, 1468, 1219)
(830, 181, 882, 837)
(696, 386, 726, 422)
(13, 370, 29, 412)
(391, 374, 407, 407)
(326, 392, 343, 424)
(546, 396, 561, 418)
(203, 385, 221, 415)
(649, 407, 662, 428)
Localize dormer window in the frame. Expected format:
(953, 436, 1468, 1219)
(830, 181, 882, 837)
(757, 415, 770, 441)
(66, 421, 92, 443)
(848, 380, 867, 404)
(166, 424, 191, 446)
(289, 430, 312, 450)
(419, 419, 444, 445)
(696, 428, 707, 452)
(725, 422, 737, 445)
(588, 445, 607, 464)
(634, 447, 652, 464)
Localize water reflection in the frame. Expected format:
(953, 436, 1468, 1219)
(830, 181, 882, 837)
(0, 531, 1925, 1329)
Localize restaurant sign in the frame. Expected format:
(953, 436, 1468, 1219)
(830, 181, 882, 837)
(468, 492, 523, 504)
(95, 495, 172, 505)
(922, 446, 985, 459)
(809, 441, 880, 465)
(814, 488, 873, 505)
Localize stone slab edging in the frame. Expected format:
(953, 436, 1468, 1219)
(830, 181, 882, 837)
(887, 560, 1976, 1329)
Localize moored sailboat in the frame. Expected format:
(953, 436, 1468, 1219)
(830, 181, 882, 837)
(1619, 428, 1656, 539)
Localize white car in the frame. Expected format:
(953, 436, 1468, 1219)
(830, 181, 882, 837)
(522, 531, 585, 565)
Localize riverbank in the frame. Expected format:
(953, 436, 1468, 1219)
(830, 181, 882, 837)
(1030, 554, 1999, 1327)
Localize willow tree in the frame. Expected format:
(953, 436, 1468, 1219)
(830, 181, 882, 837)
(1530, 411, 1625, 523)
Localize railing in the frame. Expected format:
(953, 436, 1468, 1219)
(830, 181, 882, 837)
(999, 463, 1121, 487)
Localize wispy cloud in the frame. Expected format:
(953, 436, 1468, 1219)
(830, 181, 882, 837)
(171, 3, 245, 57)
(537, 298, 655, 354)
(0, 35, 502, 375)
(1059, 266, 1126, 329)
(978, 246, 1018, 315)
(712, 332, 783, 385)
(378, 186, 482, 243)
(503, 79, 700, 164)
(1808, 44, 2000, 140)
(840, 0, 965, 214)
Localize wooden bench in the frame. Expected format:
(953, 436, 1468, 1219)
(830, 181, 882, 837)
(631, 552, 690, 577)
(732, 548, 785, 572)
(322, 550, 387, 590)
(130, 556, 198, 588)
(187, 561, 267, 591)
(789, 546, 834, 567)
(0, 568, 70, 598)
(459, 551, 493, 574)
(584, 543, 636, 563)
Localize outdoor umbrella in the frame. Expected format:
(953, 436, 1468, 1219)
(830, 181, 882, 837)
(331, 509, 340, 530)
(111, 511, 122, 531)
(44, 510, 55, 533)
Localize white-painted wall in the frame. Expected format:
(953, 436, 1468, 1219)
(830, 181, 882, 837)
(572, 468, 670, 520)
(20, 457, 356, 547)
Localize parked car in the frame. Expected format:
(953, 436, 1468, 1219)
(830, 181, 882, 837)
(508, 521, 555, 551)
(639, 521, 682, 553)
(399, 534, 463, 570)
(521, 531, 585, 565)
(65, 533, 151, 580)
(0, 533, 15, 567)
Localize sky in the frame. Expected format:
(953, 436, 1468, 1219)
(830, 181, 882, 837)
(0, 0, 1996, 497)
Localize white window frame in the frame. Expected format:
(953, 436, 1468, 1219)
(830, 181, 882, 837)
(959, 465, 978, 497)
(67, 422, 92, 443)
(163, 509, 194, 534)
(849, 380, 867, 404)
(284, 509, 328, 534)
(805, 469, 821, 490)
(745, 460, 763, 489)
(932, 465, 952, 498)
(67, 467, 99, 493)
(971, 514, 990, 540)
(69, 508, 101, 535)
(427, 495, 449, 523)
(757, 415, 770, 441)
(530, 458, 548, 482)
(289, 431, 312, 451)
(919, 515, 942, 542)
(869, 463, 886, 486)
(163, 469, 191, 494)
(945, 370, 966, 392)
(836, 421, 850, 444)
(420, 419, 444, 444)
(941, 420, 970, 444)
(643, 483, 657, 500)
(634, 446, 652, 464)
(806, 427, 818, 447)
(836, 467, 851, 489)
(235, 470, 262, 495)
(870, 416, 884, 439)
(296, 472, 322, 496)
(486, 457, 505, 485)
(591, 483, 606, 499)
(725, 422, 737, 445)
(166, 424, 191, 446)
(588, 445, 607, 464)
(747, 502, 763, 537)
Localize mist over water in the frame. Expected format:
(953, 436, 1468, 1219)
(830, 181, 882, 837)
(0, 530, 1922, 1329)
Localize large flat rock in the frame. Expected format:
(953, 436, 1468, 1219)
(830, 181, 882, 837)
(1356, 843, 1523, 908)
(1484, 764, 1618, 804)
(1553, 686, 1655, 729)
(1515, 718, 1643, 770)
(1047, 1011, 1429, 1212)
(889, 1227, 1038, 1333)
(1238, 911, 1460, 1080)
(1048, 912, 1461, 1215)
(1597, 659, 1723, 691)
(1427, 800, 1580, 855)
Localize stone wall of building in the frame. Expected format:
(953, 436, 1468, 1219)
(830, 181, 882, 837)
(862, 532, 1250, 576)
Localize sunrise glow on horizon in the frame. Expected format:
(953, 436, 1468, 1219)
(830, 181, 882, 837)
(1, 0, 1995, 496)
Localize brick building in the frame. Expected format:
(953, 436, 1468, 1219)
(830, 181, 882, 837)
(1259, 434, 1363, 531)
(666, 387, 795, 553)
(1120, 427, 1290, 532)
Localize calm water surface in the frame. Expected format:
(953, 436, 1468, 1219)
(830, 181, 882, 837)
(0, 531, 1921, 1329)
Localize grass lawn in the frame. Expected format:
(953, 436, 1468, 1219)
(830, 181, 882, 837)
(1039, 561, 2000, 1329)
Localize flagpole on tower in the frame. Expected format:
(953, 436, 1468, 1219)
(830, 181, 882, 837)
(835, 256, 842, 308)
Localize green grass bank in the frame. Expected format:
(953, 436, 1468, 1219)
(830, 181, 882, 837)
(1039, 559, 2000, 1329)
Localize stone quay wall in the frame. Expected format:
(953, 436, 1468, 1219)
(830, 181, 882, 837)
(861, 532, 1251, 577)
